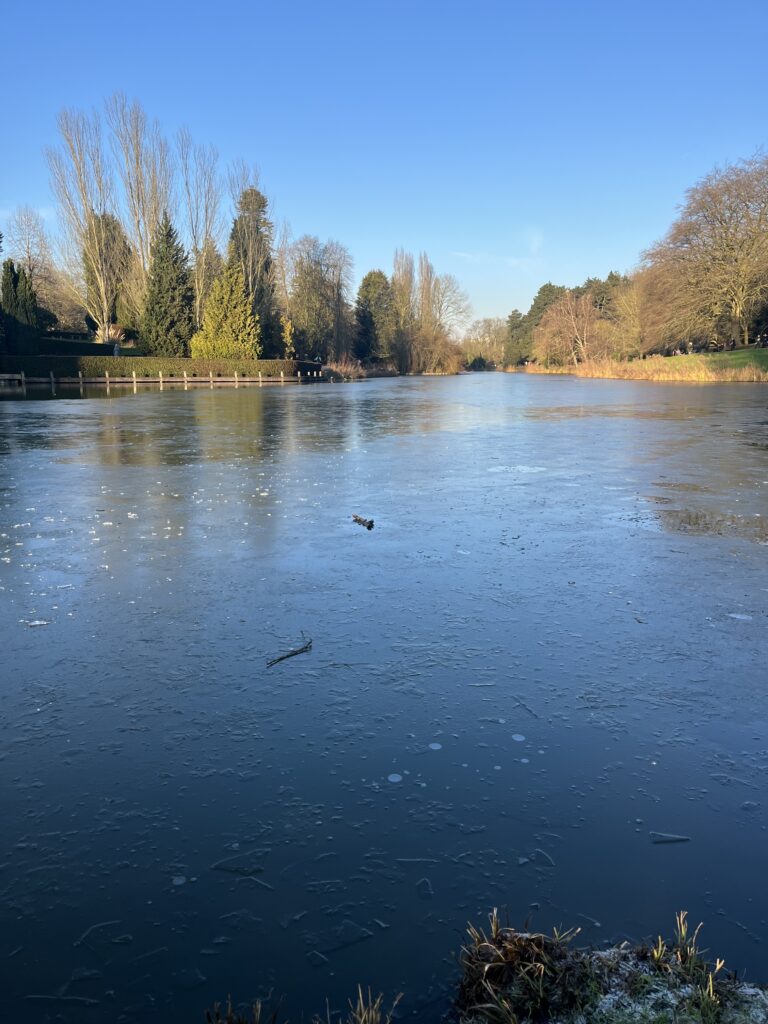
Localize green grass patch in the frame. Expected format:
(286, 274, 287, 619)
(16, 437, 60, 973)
(702, 347, 768, 370)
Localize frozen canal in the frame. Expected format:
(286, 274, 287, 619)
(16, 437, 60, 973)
(0, 373, 766, 1023)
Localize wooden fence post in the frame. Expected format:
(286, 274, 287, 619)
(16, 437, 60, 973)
(50, 371, 55, 396)
(235, 371, 239, 388)
(132, 370, 137, 394)
(209, 370, 214, 388)
(105, 370, 110, 394)
(79, 370, 84, 396)
(159, 370, 163, 391)
(184, 370, 188, 390)
(259, 371, 262, 387)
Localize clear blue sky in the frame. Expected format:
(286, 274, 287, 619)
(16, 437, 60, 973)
(2, 0, 767, 320)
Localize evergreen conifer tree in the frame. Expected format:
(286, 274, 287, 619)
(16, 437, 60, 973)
(2, 259, 19, 321)
(0, 238, 4, 352)
(15, 268, 40, 328)
(354, 270, 395, 362)
(1, 259, 40, 351)
(230, 188, 279, 355)
(0, 238, 5, 351)
(141, 213, 195, 356)
(190, 262, 261, 359)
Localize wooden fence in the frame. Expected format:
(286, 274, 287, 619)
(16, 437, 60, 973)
(0, 369, 325, 395)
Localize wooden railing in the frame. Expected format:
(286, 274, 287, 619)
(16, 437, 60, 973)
(0, 369, 325, 394)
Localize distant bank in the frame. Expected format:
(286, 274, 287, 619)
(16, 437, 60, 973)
(511, 348, 768, 383)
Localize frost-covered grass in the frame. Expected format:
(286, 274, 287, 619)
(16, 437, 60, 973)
(457, 911, 768, 1024)
(205, 988, 401, 1024)
(204, 912, 766, 1023)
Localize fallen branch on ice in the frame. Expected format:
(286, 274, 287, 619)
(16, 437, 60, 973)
(266, 637, 313, 669)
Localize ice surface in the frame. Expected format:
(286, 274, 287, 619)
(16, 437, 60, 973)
(1, 375, 767, 1023)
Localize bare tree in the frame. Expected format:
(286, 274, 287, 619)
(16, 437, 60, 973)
(410, 253, 470, 372)
(390, 249, 416, 371)
(433, 273, 471, 335)
(227, 162, 266, 294)
(6, 207, 89, 329)
(533, 289, 600, 365)
(279, 235, 352, 362)
(323, 239, 353, 360)
(178, 127, 222, 327)
(227, 160, 260, 216)
(5, 206, 53, 289)
(644, 155, 768, 347)
(106, 92, 174, 321)
(416, 251, 437, 338)
(462, 317, 507, 365)
(47, 108, 126, 341)
(273, 220, 294, 312)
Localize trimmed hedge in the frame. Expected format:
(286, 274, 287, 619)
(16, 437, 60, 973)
(37, 339, 111, 357)
(0, 355, 321, 378)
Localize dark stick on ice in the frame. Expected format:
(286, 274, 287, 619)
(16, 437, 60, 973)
(267, 637, 313, 668)
(352, 514, 374, 530)
(73, 920, 121, 947)
(649, 832, 691, 844)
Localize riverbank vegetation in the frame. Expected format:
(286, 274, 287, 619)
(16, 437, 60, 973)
(203, 912, 767, 1024)
(502, 155, 768, 376)
(519, 349, 768, 382)
(0, 95, 468, 374)
(457, 910, 768, 1023)
(4, 97, 768, 382)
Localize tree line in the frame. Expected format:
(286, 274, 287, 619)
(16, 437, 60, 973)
(0, 94, 470, 371)
(493, 154, 768, 368)
(6, 107, 765, 373)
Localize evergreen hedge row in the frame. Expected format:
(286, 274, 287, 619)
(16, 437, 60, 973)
(0, 356, 321, 378)
(35, 338, 109, 357)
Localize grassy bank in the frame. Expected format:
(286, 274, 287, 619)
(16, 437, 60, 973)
(205, 912, 767, 1024)
(516, 349, 768, 383)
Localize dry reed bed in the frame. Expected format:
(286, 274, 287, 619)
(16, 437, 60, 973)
(518, 357, 768, 383)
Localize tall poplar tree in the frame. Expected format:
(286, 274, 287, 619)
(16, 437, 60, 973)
(141, 213, 195, 356)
